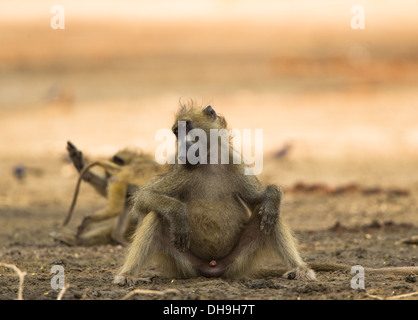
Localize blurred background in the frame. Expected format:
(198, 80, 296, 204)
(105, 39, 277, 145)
(0, 0, 418, 185)
(2, 1, 418, 301)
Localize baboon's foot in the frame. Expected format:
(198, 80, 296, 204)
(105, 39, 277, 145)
(113, 274, 133, 286)
(283, 266, 316, 280)
(49, 231, 79, 246)
(67, 141, 85, 172)
(113, 274, 129, 286)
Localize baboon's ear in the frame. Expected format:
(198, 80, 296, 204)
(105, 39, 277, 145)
(203, 105, 217, 120)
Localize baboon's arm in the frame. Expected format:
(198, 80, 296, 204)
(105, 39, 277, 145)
(131, 168, 190, 251)
(67, 141, 108, 197)
(236, 173, 283, 235)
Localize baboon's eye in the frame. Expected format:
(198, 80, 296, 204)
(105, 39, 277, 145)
(112, 155, 125, 166)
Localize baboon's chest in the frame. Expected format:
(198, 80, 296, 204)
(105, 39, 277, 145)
(182, 169, 238, 199)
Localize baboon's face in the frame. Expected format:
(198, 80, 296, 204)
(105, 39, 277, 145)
(111, 150, 138, 166)
(172, 105, 227, 166)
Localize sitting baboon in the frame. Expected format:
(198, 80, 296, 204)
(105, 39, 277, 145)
(50, 142, 167, 246)
(114, 104, 316, 283)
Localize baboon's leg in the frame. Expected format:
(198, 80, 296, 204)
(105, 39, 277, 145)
(49, 231, 79, 246)
(67, 141, 85, 172)
(78, 224, 114, 246)
(67, 141, 108, 197)
(213, 215, 315, 280)
(111, 207, 144, 246)
(113, 212, 197, 284)
(111, 207, 130, 245)
(111, 184, 139, 244)
(50, 224, 114, 246)
(269, 220, 316, 280)
(77, 179, 127, 236)
(212, 214, 268, 278)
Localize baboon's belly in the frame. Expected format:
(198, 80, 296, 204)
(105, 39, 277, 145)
(186, 199, 249, 260)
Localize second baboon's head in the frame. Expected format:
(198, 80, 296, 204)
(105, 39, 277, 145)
(111, 149, 140, 166)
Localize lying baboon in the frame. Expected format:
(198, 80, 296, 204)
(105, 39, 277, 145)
(51, 142, 167, 246)
(114, 104, 316, 283)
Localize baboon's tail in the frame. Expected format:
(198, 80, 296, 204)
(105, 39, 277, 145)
(62, 161, 121, 226)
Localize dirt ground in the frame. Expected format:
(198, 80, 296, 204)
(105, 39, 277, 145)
(0, 154, 417, 300)
(1, 3, 418, 300)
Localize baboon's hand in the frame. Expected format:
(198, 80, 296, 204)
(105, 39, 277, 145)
(172, 223, 190, 252)
(258, 200, 279, 235)
(67, 141, 85, 172)
(171, 208, 190, 252)
(165, 205, 190, 252)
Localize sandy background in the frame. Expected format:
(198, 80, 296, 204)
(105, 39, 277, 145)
(0, 0, 417, 300)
